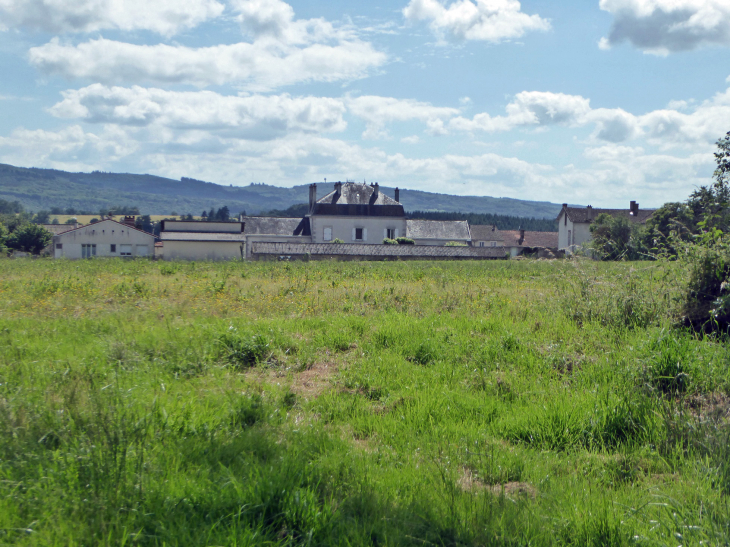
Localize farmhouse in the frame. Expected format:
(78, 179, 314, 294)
(470, 225, 504, 248)
(53, 217, 155, 259)
(501, 229, 559, 258)
(557, 201, 654, 251)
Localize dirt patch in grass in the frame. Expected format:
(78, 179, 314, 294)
(685, 392, 730, 421)
(289, 361, 338, 399)
(458, 468, 537, 500)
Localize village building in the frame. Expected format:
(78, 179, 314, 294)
(52, 216, 155, 259)
(557, 201, 654, 252)
(158, 220, 246, 261)
(470, 225, 504, 248)
(501, 229, 560, 258)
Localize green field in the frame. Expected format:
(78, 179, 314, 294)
(1, 258, 728, 546)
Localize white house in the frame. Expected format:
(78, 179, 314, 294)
(53, 217, 155, 259)
(470, 225, 504, 248)
(557, 201, 654, 252)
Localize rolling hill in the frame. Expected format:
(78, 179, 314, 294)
(0, 163, 566, 219)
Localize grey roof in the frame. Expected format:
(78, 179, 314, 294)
(242, 216, 311, 236)
(54, 218, 155, 237)
(406, 219, 471, 240)
(160, 232, 246, 242)
(317, 183, 400, 206)
(502, 230, 559, 249)
(41, 224, 79, 235)
(559, 207, 654, 224)
(470, 224, 504, 242)
(313, 183, 405, 217)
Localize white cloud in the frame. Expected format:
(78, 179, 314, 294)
(403, 0, 550, 42)
(346, 95, 459, 138)
(28, 1, 387, 91)
(401, 135, 421, 143)
(0, 125, 137, 171)
(0, 0, 223, 36)
(29, 37, 386, 90)
(49, 84, 348, 139)
(450, 87, 730, 147)
(599, 0, 730, 54)
(449, 91, 591, 132)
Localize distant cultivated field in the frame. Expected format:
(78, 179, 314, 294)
(1, 258, 728, 546)
(50, 214, 194, 224)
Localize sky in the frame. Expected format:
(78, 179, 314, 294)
(0, 0, 729, 207)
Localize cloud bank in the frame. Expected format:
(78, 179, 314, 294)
(599, 0, 730, 54)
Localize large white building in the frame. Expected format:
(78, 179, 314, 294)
(53, 217, 155, 259)
(158, 220, 245, 261)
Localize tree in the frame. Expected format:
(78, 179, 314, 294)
(6, 224, 52, 254)
(641, 202, 693, 256)
(33, 210, 51, 224)
(588, 213, 645, 260)
(0, 222, 8, 253)
(216, 206, 230, 221)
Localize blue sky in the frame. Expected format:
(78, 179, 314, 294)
(1, 0, 729, 207)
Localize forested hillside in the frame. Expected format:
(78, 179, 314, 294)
(0, 163, 564, 219)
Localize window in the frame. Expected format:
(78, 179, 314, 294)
(136, 245, 149, 257)
(491, 241, 497, 247)
(355, 228, 363, 241)
(568, 230, 572, 246)
(323, 227, 332, 241)
(479, 242, 484, 247)
(386, 228, 396, 240)
(56, 243, 62, 250)
(81, 244, 96, 258)
(119, 244, 133, 256)
(110, 244, 116, 253)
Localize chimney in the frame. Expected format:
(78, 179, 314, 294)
(309, 183, 317, 212)
(373, 182, 379, 197)
(395, 187, 400, 203)
(123, 215, 135, 228)
(519, 226, 525, 246)
(587, 205, 593, 220)
(630, 200, 638, 215)
(335, 181, 342, 195)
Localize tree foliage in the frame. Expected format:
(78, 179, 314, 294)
(588, 213, 645, 260)
(6, 224, 52, 254)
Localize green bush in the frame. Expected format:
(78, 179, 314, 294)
(383, 238, 398, 245)
(6, 223, 52, 254)
(680, 242, 730, 331)
(332, 238, 344, 244)
(396, 237, 415, 245)
(445, 241, 467, 247)
(218, 331, 269, 368)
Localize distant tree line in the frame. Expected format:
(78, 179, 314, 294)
(406, 210, 558, 232)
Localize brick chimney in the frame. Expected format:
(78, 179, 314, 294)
(519, 226, 525, 246)
(122, 215, 135, 228)
(334, 181, 342, 195)
(373, 182, 379, 197)
(629, 201, 639, 216)
(395, 187, 400, 203)
(587, 205, 593, 220)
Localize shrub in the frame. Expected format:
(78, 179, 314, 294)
(680, 241, 730, 331)
(396, 237, 415, 245)
(6, 223, 52, 254)
(445, 241, 467, 247)
(383, 238, 398, 245)
(332, 238, 344, 244)
(218, 331, 269, 368)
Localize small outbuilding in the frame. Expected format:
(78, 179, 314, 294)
(159, 220, 246, 261)
(52, 217, 155, 259)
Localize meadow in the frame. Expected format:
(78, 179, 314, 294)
(0, 257, 728, 546)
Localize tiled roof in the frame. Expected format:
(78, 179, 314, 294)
(502, 230, 559, 249)
(53, 218, 155, 238)
(251, 242, 505, 259)
(160, 232, 246, 242)
(41, 224, 79, 235)
(406, 219, 470, 240)
(242, 216, 311, 236)
(317, 183, 399, 206)
(559, 207, 654, 224)
(470, 224, 503, 242)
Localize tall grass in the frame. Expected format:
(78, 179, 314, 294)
(0, 257, 728, 545)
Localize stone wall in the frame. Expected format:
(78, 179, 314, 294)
(251, 242, 507, 261)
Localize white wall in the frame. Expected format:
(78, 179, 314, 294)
(160, 240, 244, 261)
(53, 220, 155, 259)
(244, 234, 312, 258)
(310, 216, 407, 244)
